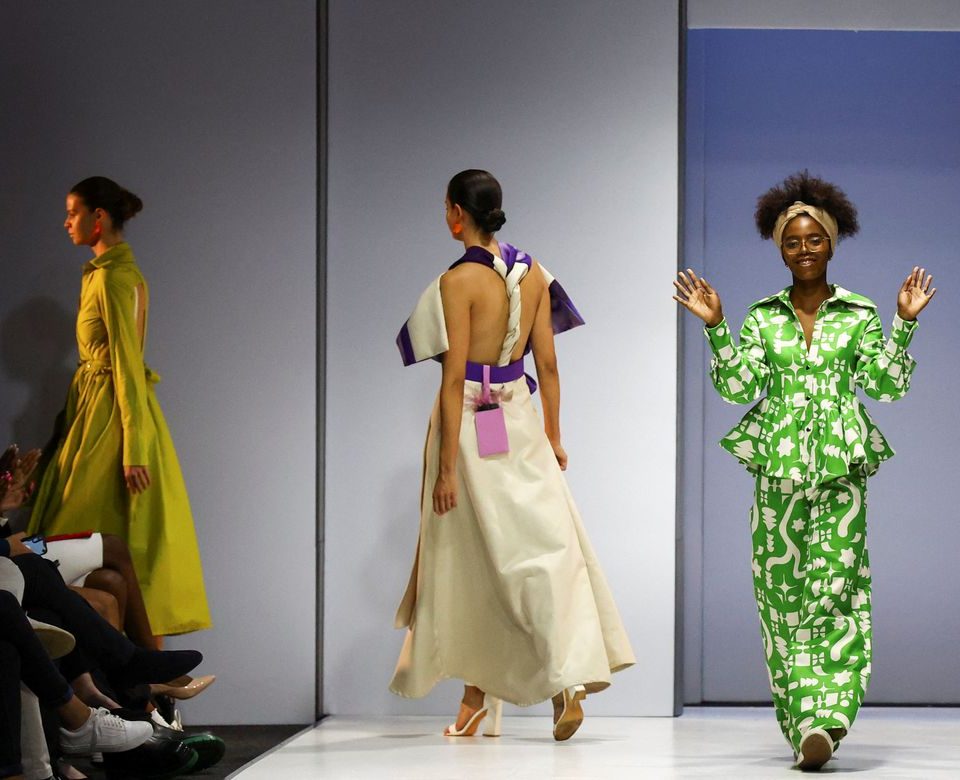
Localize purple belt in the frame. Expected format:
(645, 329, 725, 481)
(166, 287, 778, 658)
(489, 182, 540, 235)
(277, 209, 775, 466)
(465, 358, 537, 395)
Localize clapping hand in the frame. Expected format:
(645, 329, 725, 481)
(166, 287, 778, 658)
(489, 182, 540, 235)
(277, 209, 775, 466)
(897, 266, 936, 321)
(673, 269, 724, 327)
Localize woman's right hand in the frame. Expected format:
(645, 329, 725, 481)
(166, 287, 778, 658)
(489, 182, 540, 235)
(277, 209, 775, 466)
(432, 471, 457, 516)
(124, 465, 151, 495)
(673, 269, 723, 327)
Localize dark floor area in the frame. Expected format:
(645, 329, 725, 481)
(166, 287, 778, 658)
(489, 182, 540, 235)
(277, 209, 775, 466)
(67, 724, 309, 779)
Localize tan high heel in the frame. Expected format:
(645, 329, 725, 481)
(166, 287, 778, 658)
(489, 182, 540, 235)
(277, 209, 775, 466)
(149, 674, 216, 700)
(444, 694, 502, 737)
(552, 685, 586, 741)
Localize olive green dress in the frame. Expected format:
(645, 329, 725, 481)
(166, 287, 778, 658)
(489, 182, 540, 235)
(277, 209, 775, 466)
(29, 242, 211, 635)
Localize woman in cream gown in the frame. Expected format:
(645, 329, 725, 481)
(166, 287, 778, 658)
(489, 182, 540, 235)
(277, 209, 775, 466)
(390, 170, 634, 741)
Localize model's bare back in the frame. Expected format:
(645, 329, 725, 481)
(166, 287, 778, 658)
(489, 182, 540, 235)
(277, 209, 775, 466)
(453, 262, 544, 365)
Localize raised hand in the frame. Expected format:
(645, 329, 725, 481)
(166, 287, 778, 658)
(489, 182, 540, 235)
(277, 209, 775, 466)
(897, 266, 936, 321)
(673, 269, 724, 327)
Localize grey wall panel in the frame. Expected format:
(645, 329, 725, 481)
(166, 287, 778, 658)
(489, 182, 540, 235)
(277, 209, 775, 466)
(325, 0, 680, 716)
(0, 1, 317, 724)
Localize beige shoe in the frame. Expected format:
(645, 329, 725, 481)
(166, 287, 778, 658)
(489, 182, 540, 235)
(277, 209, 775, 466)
(552, 685, 586, 742)
(28, 618, 75, 660)
(150, 673, 217, 700)
(443, 694, 502, 737)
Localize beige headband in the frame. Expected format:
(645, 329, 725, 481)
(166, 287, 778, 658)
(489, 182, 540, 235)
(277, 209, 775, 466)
(772, 201, 838, 250)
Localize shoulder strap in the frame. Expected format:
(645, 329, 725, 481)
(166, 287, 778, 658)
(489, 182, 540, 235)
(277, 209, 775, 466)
(490, 255, 528, 365)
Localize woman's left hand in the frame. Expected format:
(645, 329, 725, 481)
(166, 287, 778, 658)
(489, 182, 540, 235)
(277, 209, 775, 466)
(432, 471, 457, 516)
(897, 266, 937, 321)
(124, 465, 151, 495)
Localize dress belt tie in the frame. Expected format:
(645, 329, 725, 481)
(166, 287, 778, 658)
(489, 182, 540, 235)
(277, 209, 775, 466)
(77, 360, 160, 384)
(465, 358, 537, 395)
(78, 359, 111, 374)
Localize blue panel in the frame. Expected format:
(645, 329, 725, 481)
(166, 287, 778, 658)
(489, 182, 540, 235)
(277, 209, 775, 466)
(685, 29, 960, 703)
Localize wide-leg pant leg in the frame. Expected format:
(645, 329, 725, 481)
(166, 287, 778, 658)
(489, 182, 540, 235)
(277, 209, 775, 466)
(750, 475, 808, 748)
(788, 472, 871, 744)
(751, 472, 871, 752)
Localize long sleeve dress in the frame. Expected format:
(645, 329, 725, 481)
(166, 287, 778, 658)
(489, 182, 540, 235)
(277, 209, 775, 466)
(29, 242, 211, 636)
(704, 284, 917, 751)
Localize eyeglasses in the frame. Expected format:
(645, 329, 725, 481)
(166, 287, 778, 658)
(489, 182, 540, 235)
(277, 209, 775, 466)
(783, 235, 830, 253)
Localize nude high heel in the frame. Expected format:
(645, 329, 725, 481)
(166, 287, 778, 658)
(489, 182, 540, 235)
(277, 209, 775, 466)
(552, 684, 586, 742)
(149, 674, 216, 700)
(483, 696, 503, 737)
(444, 694, 502, 737)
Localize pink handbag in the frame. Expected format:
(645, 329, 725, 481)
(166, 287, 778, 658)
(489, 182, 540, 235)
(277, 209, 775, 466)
(475, 365, 509, 457)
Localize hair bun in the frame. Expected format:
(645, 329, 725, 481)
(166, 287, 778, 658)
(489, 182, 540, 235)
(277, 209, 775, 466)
(120, 190, 144, 220)
(483, 208, 506, 233)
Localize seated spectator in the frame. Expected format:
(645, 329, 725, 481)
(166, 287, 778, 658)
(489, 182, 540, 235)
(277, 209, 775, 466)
(0, 573, 154, 780)
(1, 446, 215, 703)
(2, 445, 223, 776)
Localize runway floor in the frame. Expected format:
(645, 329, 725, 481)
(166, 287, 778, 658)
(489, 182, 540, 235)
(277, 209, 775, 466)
(232, 706, 960, 778)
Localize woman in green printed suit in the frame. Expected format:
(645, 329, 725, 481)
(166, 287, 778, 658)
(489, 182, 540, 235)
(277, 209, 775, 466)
(674, 172, 936, 771)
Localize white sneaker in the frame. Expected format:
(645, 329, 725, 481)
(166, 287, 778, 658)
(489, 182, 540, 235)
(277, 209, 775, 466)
(59, 707, 153, 755)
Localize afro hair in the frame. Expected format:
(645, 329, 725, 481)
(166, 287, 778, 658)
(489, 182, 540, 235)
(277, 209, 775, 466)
(754, 171, 859, 240)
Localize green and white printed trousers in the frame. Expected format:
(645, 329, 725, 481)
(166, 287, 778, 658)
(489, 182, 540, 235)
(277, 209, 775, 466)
(751, 470, 871, 751)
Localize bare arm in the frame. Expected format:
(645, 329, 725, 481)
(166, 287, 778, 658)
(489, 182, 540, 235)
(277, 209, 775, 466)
(433, 271, 471, 514)
(529, 264, 567, 470)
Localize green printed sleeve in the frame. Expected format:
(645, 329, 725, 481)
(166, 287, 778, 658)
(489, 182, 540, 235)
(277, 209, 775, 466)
(704, 312, 770, 404)
(855, 312, 917, 402)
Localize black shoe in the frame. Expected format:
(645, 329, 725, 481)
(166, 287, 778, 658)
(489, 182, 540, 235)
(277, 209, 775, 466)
(102, 735, 197, 779)
(180, 732, 226, 771)
(148, 713, 225, 772)
(117, 649, 203, 687)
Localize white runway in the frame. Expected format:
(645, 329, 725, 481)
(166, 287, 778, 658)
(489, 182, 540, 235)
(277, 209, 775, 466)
(233, 707, 960, 778)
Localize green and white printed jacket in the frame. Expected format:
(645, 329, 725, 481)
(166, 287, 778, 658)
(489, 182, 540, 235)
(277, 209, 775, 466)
(705, 285, 917, 486)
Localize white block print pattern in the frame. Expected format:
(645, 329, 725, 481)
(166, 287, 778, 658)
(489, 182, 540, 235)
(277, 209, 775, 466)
(704, 286, 917, 487)
(751, 472, 871, 752)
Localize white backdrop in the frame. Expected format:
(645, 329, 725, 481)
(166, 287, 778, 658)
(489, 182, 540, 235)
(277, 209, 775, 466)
(325, 0, 680, 716)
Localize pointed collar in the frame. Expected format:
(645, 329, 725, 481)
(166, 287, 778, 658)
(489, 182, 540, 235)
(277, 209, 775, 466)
(87, 242, 135, 270)
(749, 284, 875, 311)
